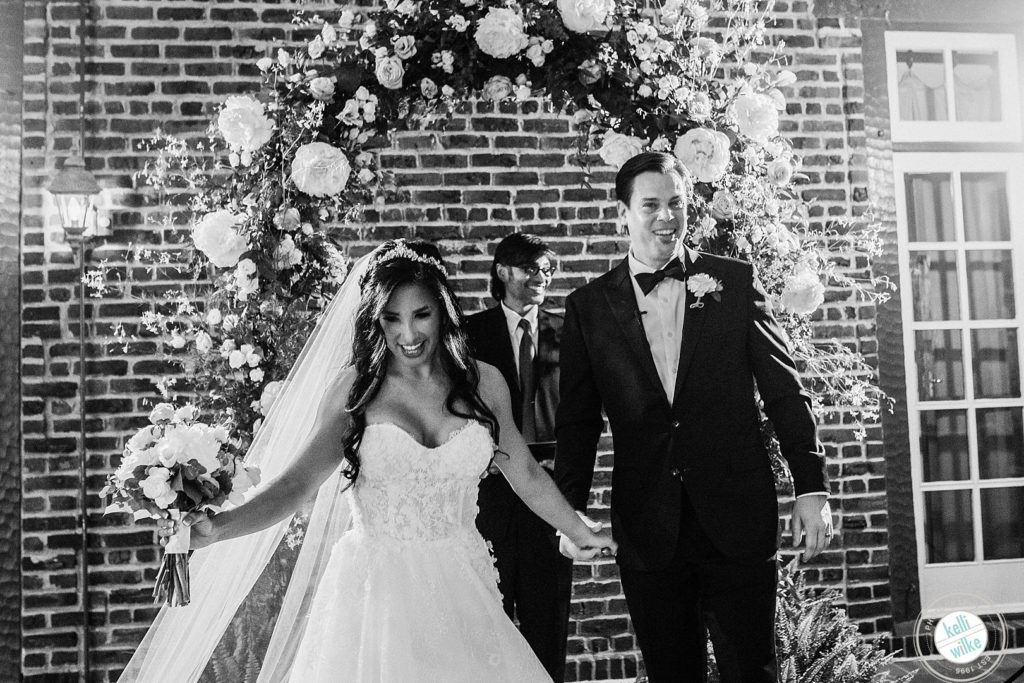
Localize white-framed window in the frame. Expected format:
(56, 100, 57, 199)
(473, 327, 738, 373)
(885, 31, 1021, 143)
(893, 153, 1024, 615)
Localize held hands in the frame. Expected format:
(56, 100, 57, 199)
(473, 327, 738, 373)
(558, 513, 617, 562)
(156, 511, 218, 551)
(791, 494, 834, 561)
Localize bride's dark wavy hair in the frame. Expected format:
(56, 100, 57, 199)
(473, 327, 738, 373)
(341, 239, 500, 482)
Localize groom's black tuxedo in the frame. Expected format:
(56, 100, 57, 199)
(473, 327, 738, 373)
(555, 247, 827, 681)
(466, 304, 572, 683)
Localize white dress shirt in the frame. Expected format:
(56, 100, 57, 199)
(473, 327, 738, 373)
(627, 251, 688, 403)
(501, 301, 539, 373)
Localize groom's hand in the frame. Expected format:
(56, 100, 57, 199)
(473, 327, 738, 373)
(791, 494, 833, 561)
(559, 534, 603, 562)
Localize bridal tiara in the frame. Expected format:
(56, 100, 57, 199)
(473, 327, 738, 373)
(368, 242, 446, 276)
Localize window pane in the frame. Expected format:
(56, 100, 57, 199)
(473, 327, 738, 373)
(962, 173, 1010, 242)
(981, 487, 1024, 560)
(953, 51, 1002, 122)
(967, 250, 1015, 320)
(897, 51, 948, 121)
(911, 251, 960, 321)
(906, 174, 955, 242)
(925, 489, 974, 563)
(920, 410, 970, 481)
(916, 330, 965, 401)
(972, 329, 1021, 398)
(977, 408, 1024, 479)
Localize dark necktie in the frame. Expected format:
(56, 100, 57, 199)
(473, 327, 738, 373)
(634, 257, 686, 296)
(517, 318, 537, 442)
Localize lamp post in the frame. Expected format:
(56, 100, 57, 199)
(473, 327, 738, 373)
(46, 1, 99, 680)
(46, 155, 100, 683)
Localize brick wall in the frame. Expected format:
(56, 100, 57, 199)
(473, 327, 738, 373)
(19, 1, 888, 680)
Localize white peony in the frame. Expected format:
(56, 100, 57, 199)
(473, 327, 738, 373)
(290, 142, 351, 197)
(127, 426, 158, 453)
(149, 403, 176, 424)
(475, 8, 529, 59)
(273, 234, 303, 271)
(308, 76, 336, 101)
(192, 210, 248, 268)
(731, 92, 780, 144)
(216, 95, 274, 162)
(780, 265, 826, 315)
(259, 380, 285, 415)
(140, 467, 177, 509)
(598, 130, 645, 169)
(374, 55, 405, 89)
(674, 128, 731, 183)
(558, 0, 614, 33)
(482, 75, 514, 102)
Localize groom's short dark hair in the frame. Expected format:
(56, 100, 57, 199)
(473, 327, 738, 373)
(615, 151, 690, 205)
(490, 233, 555, 301)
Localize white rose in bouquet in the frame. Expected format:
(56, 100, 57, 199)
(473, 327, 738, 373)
(149, 403, 177, 424)
(557, 0, 614, 33)
(475, 8, 529, 59)
(674, 128, 731, 183)
(192, 210, 248, 268)
(141, 467, 178, 509)
(780, 264, 826, 315)
(481, 75, 514, 102)
(216, 95, 274, 163)
(598, 130, 645, 169)
(290, 142, 351, 197)
(374, 55, 405, 89)
(731, 92, 780, 144)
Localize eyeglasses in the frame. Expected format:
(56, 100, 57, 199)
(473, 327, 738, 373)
(512, 263, 556, 278)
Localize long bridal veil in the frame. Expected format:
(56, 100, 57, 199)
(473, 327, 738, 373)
(119, 253, 372, 683)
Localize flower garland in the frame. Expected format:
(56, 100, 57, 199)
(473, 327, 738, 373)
(122, 0, 888, 449)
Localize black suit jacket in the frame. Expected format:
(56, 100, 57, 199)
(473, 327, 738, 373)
(555, 248, 827, 570)
(467, 305, 563, 541)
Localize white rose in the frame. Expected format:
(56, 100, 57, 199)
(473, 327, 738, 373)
(309, 76, 336, 101)
(526, 43, 546, 66)
(259, 380, 285, 415)
(174, 405, 198, 423)
(711, 190, 739, 220)
(140, 467, 177, 508)
(420, 78, 438, 99)
(169, 332, 186, 349)
(192, 210, 248, 268)
(307, 35, 325, 59)
(673, 128, 731, 183)
(216, 95, 274, 159)
(481, 75, 514, 102)
(731, 92, 780, 143)
(687, 273, 722, 298)
(321, 23, 337, 44)
(448, 15, 469, 32)
(149, 403, 176, 424)
(277, 48, 291, 67)
(273, 234, 303, 270)
(780, 265, 826, 315)
(249, 367, 265, 383)
(558, 0, 614, 33)
(637, 84, 653, 98)
(337, 98, 361, 127)
(290, 142, 351, 197)
(194, 331, 213, 355)
(206, 308, 222, 326)
(474, 8, 529, 59)
(374, 55, 405, 90)
(358, 168, 375, 184)
(233, 259, 259, 298)
(228, 349, 246, 369)
(256, 57, 273, 72)
(767, 159, 794, 186)
(598, 130, 645, 169)
(392, 35, 417, 60)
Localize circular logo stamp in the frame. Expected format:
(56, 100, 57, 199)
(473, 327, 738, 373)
(912, 595, 1008, 682)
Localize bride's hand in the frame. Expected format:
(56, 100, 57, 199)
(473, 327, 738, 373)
(156, 511, 218, 551)
(573, 527, 617, 560)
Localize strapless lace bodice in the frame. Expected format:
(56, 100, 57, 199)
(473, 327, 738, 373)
(349, 420, 493, 541)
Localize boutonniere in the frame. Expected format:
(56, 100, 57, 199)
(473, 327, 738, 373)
(686, 273, 723, 309)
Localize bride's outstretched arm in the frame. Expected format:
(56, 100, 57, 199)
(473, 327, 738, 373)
(165, 371, 355, 549)
(477, 362, 615, 558)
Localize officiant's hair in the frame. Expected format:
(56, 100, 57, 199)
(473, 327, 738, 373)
(490, 232, 555, 301)
(341, 239, 500, 482)
(614, 151, 691, 205)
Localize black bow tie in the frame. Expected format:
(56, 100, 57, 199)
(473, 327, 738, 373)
(634, 258, 686, 295)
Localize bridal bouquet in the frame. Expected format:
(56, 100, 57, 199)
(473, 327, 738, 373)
(101, 403, 261, 606)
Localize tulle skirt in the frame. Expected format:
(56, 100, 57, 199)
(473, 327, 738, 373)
(285, 529, 553, 682)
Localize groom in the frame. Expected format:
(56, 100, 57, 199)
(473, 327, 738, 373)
(555, 152, 833, 682)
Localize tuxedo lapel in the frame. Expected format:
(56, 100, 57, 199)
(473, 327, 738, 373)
(603, 259, 668, 406)
(672, 247, 709, 405)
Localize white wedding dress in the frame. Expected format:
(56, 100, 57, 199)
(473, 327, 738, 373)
(285, 419, 553, 682)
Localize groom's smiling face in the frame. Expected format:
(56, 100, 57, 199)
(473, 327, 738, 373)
(618, 170, 688, 269)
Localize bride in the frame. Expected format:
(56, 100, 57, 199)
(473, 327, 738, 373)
(121, 239, 615, 682)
